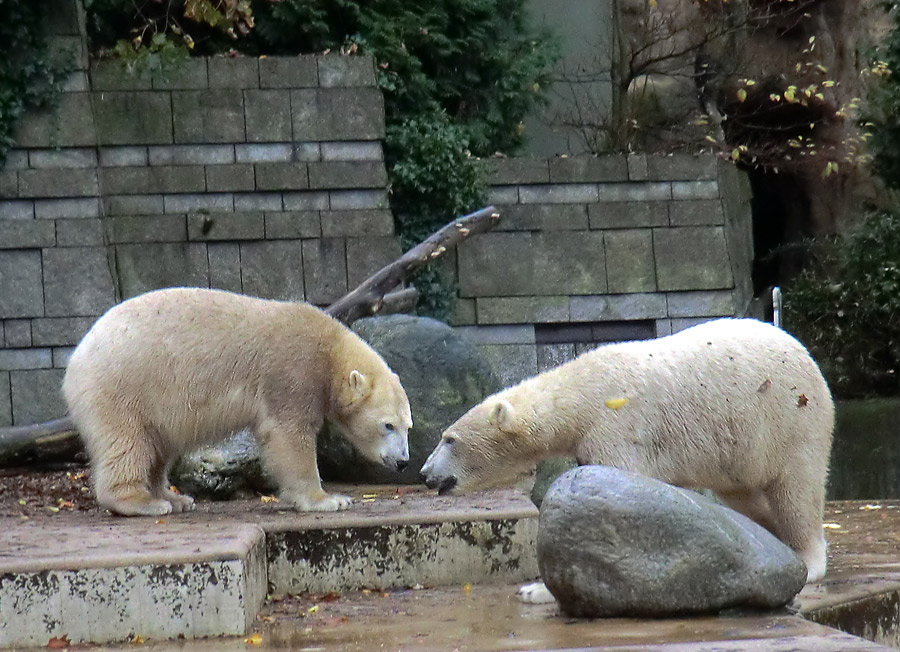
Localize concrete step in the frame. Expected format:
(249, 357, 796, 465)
(0, 486, 539, 648)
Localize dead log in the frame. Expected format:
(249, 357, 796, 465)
(0, 206, 500, 468)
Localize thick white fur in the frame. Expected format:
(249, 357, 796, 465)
(63, 287, 412, 516)
(421, 318, 834, 591)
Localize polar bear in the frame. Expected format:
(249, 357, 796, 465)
(63, 287, 412, 516)
(420, 318, 834, 598)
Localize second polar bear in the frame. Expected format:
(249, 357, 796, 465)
(64, 287, 412, 516)
(420, 318, 834, 595)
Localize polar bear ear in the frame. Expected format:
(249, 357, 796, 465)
(488, 399, 515, 432)
(349, 370, 372, 400)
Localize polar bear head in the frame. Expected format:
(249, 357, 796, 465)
(332, 369, 413, 473)
(419, 397, 537, 494)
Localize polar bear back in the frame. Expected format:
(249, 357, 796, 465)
(514, 318, 834, 490)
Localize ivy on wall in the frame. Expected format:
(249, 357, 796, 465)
(0, 1, 72, 165)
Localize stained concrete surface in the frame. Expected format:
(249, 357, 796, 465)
(3, 491, 900, 651)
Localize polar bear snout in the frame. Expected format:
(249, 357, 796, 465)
(419, 440, 460, 494)
(377, 429, 410, 472)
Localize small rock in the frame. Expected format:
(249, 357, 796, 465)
(538, 466, 807, 618)
(171, 429, 273, 500)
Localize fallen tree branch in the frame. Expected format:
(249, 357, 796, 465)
(0, 206, 501, 468)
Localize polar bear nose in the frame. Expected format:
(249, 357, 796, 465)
(396, 459, 408, 472)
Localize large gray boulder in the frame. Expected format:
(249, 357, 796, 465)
(318, 314, 500, 483)
(538, 466, 807, 618)
(171, 429, 274, 499)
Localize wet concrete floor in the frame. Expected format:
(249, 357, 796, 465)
(79, 500, 900, 652)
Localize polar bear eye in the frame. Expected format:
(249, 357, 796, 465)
(444, 436, 456, 445)
(384, 422, 396, 433)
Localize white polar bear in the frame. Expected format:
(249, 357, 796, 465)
(420, 318, 834, 599)
(63, 287, 412, 516)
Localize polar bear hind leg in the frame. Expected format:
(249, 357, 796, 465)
(765, 476, 828, 583)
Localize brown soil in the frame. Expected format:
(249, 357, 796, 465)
(0, 464, 97, 519)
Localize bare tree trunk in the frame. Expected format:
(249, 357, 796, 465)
(0, 206, 501, 468)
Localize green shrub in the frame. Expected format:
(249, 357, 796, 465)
(785, 210, 900, 398)
(0, 1, 72, 164)
(865, 1, 900, 190)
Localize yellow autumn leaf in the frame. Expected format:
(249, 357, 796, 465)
(784, 87, 797, 103)
(605, 398, 629, 410)
(130, 635, 145, 645)
(244, 633, 263, 645)
(731, 148, 741, 161)
(736, 88, 747, 103)
(308, 605, 320, 613)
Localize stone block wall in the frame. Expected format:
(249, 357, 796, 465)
(0, 45, 398, 425)
(448, 153, 754, 385)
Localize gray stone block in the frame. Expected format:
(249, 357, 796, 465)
(235, 143, 293, 163)
(164, 193, 234, 213)
(549, 156, 628, 183)
(328, 189, 387, 210)
(115, 243, 210, 298)
(0, 348, 52, 371)
(476, 343, 537, 387)
(671, 317, 714, 333)
(648, 154, 718, 181)
(240, 240, 304, 300)
(320, 209, 393, 237)
(60, 71, 89, 93)
(321, 141, 383, 161)
(52, 346, 74, 368)
(104, 195, 164, 216)
(671, 181, 719, 200)
(260, 56, 318, 89)
(591, 321, 655, 342)
(3, 320, 31, 348)
(519, 183, 598, 204)
(449, 298, 476, 326)
(91, 91, 172, 145)
(14, 93, 97, 148)
(0, 372, 9, 426)
(208, 242, 242, 293)
(18, 168, 98, 198)
(43, 247, 116, 317)
(244, 89, 292, 142)
(206, 164, 255, 192)
(28, 148, 96, 169)
(487, 186, 518, 205)
(476, 296, 570, 324)
(292, 88, 385, 140)
(570, 293, 668, 322)
(231, 193, 280, 213)
(666, 290, 735, 318)
(605, 230, 656, 294)
(209, 57, 259, 88)
(308, 161, 387, 189)
(459, 231, 606, 297)
(100, 165, 206, 195)
(537, 343, 577, 372)
(0, 171, 16, 198)
(265, 211, 320, 239)
(0, 201, 34, 219)
(302, 238, 348, 304)
(597, 182, 671, 202)
(481, 158, 549, 185)
(31, 317, 95, 346)
(188, 212, 265, 241)
(172, 89, 246, 144)
(627, 153, 648, 181)
(0, 220, 55, 249)
(3, 151, 28, 170)
(99, 146, 148, 167)
(151, 59, 209, 90)
(56, 218, 104, 247)
(495, 204, 589, 231)
(656, 319, 673, 336)
(293, 143, 322, 161)
(255, 162, 309, 191)
(669, 199, 725, 226)
(345, 236, 402, 287)
(149, 144, 234, 166)
(283, 191, 329, 211)
(453, 324, 535, 345)
(654, 227, 734, 291)
(34, 198, 101, 219)
(10, 369, 65, 424)
(0, 251, 44, 318)
(534, 323, 593, 344)
(45, 0, 81, 35)
(89, 60, 152, 91)
(317, 56, 376, 87)
(589, 202, 668, 229)
(106, 216, 187, 243)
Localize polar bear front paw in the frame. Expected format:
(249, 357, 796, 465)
(517, 581, 556, 604)
(287, 491, 354, 512)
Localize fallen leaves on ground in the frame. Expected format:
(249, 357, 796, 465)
(244, 633, 263, 645)
(47, 634, 71, 649)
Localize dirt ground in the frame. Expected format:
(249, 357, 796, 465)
(0, 464, 98, 519)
